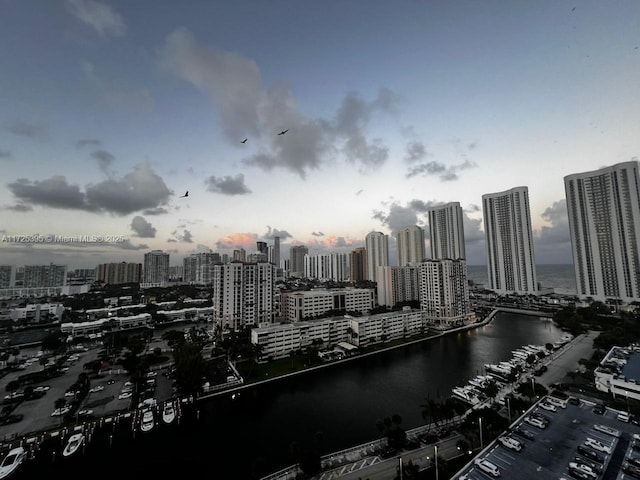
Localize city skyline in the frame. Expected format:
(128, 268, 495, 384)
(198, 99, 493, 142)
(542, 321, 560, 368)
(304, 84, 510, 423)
(1, 1, 639, 269)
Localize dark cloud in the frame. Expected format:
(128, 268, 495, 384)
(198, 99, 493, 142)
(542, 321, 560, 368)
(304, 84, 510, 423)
(465, 204, 481, 213)
(0, 150, 11, 159)
(312, 231, 324, 237)
(143, 207, 169, 216)
(404, 142, 428, 163)
(91, 149, 115, 176)
(65, 0, 126, 38)
(130, 216, 156, 238)
(169, 229, 193, 243)
(4, 121, 47, 140)
(7, 163, 171, 215)
(7, 176, 91, 211)
(205, 174, 251, 195)
(406, 159, 477, 181)
(263, 226, 292, 240)
(355, 189, 363, 196)
(534, 199, 572, 263)
(373, 203, 421, 233)
(3, 204, 33, 212)
(76, 139, 101, 148)
(160, 28, 394, 179)
(116, 240, 149, 250)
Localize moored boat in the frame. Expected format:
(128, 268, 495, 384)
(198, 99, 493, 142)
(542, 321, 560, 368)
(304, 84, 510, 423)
(162, 401, 176, 424)
(62, 433, 84, 457)
(0, 447, 27, 478)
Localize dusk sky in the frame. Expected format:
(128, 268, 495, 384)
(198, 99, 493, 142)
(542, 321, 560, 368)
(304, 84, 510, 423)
(1, 0, 638, 269)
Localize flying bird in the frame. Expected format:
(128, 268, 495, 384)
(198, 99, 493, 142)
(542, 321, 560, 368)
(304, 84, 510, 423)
(571, 6, 576, 11)
(277, 129, 288, 136)
(180, 191, 189, 198)
(241, 138, 248, 143)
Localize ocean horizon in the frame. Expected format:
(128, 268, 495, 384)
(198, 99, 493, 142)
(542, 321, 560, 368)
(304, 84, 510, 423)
(467, 263, 577, 296)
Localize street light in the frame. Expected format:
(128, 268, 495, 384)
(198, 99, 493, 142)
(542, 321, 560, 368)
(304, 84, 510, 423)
(531, 377, 536, 399)
(434, 445, 439, 480)
(479, 417, 484, 449)
(507, 396, 512, 423)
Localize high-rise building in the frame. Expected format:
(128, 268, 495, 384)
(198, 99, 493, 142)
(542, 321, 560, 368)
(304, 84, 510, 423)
(365, 232, 389, 283)
(23, 264, 67, 288)
(211, 261, 275, 330)
(95, 262, 142, 284)
(273, 236, 281, 267)
(376, 265, 420, 307)
(565, 161, 640, 303)
(303, 253, 349, 282)
(349, 247, 367, 283)
(256, 241, 268, 254)
(482, 186, 537, 295)
(289, 245, 308, 278)
(143, 250, 169, 285)
(233, 248, 246, 262)
(183, 252, 220, 284)
(396, 225, 426, 266)
(428, 202, 466, 260)
(419, 259, 471, 325)
(0, 266, 16, 288)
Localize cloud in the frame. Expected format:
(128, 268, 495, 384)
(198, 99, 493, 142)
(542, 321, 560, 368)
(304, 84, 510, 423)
(91, 149, 115, 176)
(168, 229, 193, 243)
(465, 203, 481, 213)
(130, 216, 156, 238)
(65, 0, 126, 38)
(263, 226, 292, 240)
(307, 235, 358, 250)
(160, 27, 395, 178)
(76, 139, 101, 148)
(312, 231, 324, 237)
(536, 199, 571, 245)
(355, 189, 363, 196)
(4, 121, 47, 140)
(7, 163, 171, 215)
(406, 159, 477, 181)
(0, 150, 11, 159)
(143, 207, 169, 216)
(215, 232, 258, 251)
(116, 240, 149, 250)
(373, 199, 449, 233)
(3, 204, 33, 212)
(404, 141, 428, 163)
(205, 174, 251, 195)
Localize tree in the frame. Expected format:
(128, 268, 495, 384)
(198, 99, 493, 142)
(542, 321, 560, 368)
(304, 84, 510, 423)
(173, 341, 206, 395)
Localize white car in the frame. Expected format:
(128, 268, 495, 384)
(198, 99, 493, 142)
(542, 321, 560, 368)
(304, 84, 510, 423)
(51, 406, 71, 417)
(524, 416, 547, 429)
(88, 385, 104, 393)
(539, 402, 557, 412)
(498, 435, 523, 452)
(77, 409, 93, 417)
(474, 458, 500, 477)
(593, 424, 620, 437)
(146, 371, 157, 378)
(64, 391, 78, 397)
(118, 391, 132, 400)
(33, 385, 50, 393)
(568, 462, 597, 479)
(584, 437, 611, 454)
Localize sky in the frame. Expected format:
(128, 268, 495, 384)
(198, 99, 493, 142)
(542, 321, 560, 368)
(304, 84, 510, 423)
(0, 0, 638, 269)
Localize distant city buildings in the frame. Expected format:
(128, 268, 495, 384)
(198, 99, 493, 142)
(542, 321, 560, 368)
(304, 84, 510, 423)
(482, 186, 537, 295)
(95, 262, 142, 285)
(143, 250, 169, 285)
(376, 265, 420, 308)
(349, 247, 367, 283)
(281, 288, 375, 322)
(23, 264, 67, 288)
(289, 245, 308, 278)
(183, 252, 220, 284)
(233, 248, 246, 262)
(396, 225, 426, 266)
(0, 266, 15, 288)
(303, 253, 349, 282)
(419, 259, 472, 325)
(365, 231, 389, 283)
(565, 161, 640, 303)
(428, 202, 466, 260)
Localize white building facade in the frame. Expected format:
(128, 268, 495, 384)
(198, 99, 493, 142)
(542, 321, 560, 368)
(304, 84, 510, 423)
(396, 226, 426, 266)
(419, 259, 472, 325)
(281, 288, 375, 322)
(428, 202, 466, 260)
(365, 231, 389, 283)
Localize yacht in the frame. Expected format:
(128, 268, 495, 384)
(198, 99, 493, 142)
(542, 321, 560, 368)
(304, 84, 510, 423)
(0, 447, 27, 479)
(140, 409, 155, 432)
(452, 386, 481, 405)
(485, 364, 511, 376)
(162, 401, 176, 424)
(62, 433, 84, 457)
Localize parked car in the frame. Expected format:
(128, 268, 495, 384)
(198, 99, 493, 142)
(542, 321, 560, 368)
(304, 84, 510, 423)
(592, 404, 605, 415)
(568, 397, 580, 406)
(118, 392, 132, 400)
(0, 414, 24, 426)
(89, 385, 105, 393)
(77, 409, 94, 417)
(51, 406, 71, 417)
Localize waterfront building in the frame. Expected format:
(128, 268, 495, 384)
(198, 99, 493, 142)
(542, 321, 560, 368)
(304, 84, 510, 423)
(251, 307, 424, 360)
(95, 262, 142, 285)
(0, 266, 15, 288)
(396, 225, 426, 266)
(428, 202, 466, 260)
(281, 287, 375, 322)
(482, 186, 537, 295)
(155, 306, 213, 323)
(565, 161, 640, 303)
(349, 247, 367, 283)
(23, 264, 67, 288)
(9, 303, 65, 323)
(289, 245, 308, 278)
(211, 261, 275, 330)
(365, 231, 389, 283)
(376, 265, 420, 307)
(419, 259, 473, 326)
(143, 250, 169, 285)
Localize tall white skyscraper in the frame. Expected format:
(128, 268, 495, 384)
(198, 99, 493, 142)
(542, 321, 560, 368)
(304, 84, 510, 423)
(428, 202, 466, 260)
(303, 253, 349, 282)
(365, 231, 389, 283)
(418, 259, 471, 325)
(376, 265, 420, 307)
(396, 225, 426, 266)
(482, 186, 537, 295)
(143, 250, 169, 285)
(565, 161, 640, 302)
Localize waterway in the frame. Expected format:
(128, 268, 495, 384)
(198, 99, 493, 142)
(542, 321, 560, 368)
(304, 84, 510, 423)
(13, 311, 564, 479)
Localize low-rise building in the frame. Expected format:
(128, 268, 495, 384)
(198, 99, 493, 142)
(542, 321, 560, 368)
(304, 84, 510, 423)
(281, 287, 375, 322)
(594, 345, 640, 400)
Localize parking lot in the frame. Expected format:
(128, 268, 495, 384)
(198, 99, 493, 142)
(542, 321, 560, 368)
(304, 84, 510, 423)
(456, 397, 640, 479)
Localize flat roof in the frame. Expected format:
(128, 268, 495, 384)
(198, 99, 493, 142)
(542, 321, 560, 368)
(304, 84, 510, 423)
(621, 351, 640, 382)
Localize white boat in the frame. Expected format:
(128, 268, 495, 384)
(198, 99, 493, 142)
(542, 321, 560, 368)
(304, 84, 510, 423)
(0, 447, 27, 479)
(485, 364, 511, 375)
(140, 410, 155, 432)
(452, 386, 481, 405)
(162, 401, 176, 424)
(62, 433, 84, 457)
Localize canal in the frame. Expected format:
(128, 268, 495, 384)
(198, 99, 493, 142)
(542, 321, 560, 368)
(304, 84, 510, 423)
(15, 311, 564, 479)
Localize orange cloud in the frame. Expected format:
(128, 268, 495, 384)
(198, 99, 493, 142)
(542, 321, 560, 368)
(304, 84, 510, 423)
(216, 232, 258, 251)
